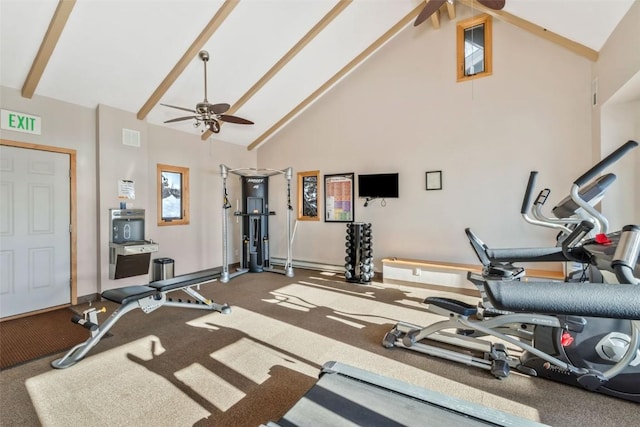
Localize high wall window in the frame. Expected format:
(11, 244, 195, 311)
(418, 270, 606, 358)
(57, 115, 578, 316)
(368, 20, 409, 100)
(457, 14, 493, 82)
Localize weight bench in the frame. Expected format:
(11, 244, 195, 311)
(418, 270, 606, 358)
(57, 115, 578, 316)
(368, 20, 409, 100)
(51, 267, 230, 369)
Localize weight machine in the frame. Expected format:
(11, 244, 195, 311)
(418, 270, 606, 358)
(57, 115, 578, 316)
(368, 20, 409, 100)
(220, 164, 295, 283)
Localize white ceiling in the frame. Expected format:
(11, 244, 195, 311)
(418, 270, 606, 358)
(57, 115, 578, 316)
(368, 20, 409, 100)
(0, 0, 635, 149)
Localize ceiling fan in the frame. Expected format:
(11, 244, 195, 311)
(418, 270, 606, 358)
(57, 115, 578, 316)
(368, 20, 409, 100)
(161, 50, 253, 134)
(414, 0, 505, 27)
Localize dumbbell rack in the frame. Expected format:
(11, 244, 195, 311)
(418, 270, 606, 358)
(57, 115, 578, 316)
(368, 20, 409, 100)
(344, 222, 374, 284)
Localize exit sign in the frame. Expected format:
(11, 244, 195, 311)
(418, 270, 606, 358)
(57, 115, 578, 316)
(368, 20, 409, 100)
(1, 109, 41, 135)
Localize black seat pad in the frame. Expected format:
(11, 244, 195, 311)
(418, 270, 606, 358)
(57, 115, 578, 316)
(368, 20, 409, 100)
(149, 267, 223, 292)
(484, 281, 640, 319)
(102, 285, 157, 305)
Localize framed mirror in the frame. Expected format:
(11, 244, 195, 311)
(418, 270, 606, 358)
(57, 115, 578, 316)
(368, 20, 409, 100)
(157, 164, 190, 226)
(297, 170, 320, 221)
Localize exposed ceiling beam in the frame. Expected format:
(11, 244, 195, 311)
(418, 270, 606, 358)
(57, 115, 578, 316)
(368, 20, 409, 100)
(21, 0, 76, 99)
(201, 0, 353, 141)
(458, 0, 598, 61)
(431, 9, 441, 29)
(137, 0, 239, 120)
(446, 2, 456, 20)
(247, 2, 425, 151)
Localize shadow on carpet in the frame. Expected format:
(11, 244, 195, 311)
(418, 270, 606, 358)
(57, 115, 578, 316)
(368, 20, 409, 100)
(0, 308, 90, 370)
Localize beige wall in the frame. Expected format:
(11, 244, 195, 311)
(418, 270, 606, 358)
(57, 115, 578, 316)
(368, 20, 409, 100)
(592, 2, 640, 228)
(1, 88, 255, 298)
(0, 86, 98, 298)
(2, 4, 638, 298)
(96, 105, 256, 292)
(601, 100, 640, 229)
(257, 8, 597, 273)
(592, 1, 640, 107)
(145, 122, 252, 276)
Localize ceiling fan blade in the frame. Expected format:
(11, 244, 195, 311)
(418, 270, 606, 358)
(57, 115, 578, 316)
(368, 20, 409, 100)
(414, 0, 446, 27)
(164, 116, 197, 123)
(477, 0, 506, 10)
(160, 103, 196, 113)
(218, 115, 254, 125)
(209, 103, 230, 114)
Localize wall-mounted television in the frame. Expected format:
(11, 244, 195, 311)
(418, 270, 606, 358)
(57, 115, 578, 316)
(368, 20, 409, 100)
(358, 173, 399, 198)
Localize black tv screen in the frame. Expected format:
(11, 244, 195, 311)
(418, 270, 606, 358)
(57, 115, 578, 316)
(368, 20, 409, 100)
(358, 173, 399, 198)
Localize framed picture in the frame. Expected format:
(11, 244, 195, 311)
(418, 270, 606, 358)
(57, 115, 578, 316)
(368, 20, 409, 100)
(426, 170, 442, 191)
(157, 164, 190, 226)
(324, 173, 354, 222)
(297, 170, 320, 221)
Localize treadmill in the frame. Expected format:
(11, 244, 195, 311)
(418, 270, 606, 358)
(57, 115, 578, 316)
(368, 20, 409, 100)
(263, 361, 547, 427)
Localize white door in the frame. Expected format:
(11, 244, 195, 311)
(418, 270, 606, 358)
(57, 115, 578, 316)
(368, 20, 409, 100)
(0, 145, 71, 317)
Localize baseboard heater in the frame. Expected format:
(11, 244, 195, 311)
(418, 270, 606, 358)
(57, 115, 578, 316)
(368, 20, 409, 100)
(270, 257, 344, 274)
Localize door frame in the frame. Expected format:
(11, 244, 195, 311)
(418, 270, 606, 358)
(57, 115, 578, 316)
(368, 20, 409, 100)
(1, 139, 77, 319)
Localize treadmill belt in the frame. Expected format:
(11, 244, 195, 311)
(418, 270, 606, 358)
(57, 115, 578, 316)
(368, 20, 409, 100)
(271, 362, 548, 427)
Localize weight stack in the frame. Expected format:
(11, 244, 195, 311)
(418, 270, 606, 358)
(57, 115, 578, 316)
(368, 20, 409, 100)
(344, 222, 374, 284)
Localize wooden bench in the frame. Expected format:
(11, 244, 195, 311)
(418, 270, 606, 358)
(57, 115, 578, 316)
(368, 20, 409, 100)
(382, 257, 565, 295)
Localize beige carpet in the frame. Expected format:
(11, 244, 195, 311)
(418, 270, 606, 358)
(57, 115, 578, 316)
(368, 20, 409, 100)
(0, 268, 636, 426)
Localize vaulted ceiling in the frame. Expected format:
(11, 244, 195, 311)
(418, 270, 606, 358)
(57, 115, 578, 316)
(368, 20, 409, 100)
(0, 0, 635, 150)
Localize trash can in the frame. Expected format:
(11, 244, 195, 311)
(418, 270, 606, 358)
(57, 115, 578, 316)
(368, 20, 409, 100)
(152, 258, 174, 282)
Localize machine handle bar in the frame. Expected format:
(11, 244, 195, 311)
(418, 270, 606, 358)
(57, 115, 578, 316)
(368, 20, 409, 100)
(520, 171, 538, 214)
(561, 220, 594, 263)
(574, 140, 638, 187)
(534, 188, 550, 206)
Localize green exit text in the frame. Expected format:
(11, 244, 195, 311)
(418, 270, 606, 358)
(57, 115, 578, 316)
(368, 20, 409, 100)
(7, 113, 37, 131)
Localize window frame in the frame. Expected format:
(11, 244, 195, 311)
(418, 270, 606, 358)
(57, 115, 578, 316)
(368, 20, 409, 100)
(457, 14, 493, 82)
(157, 163, 190, 226)
(297, 170, 320, 221)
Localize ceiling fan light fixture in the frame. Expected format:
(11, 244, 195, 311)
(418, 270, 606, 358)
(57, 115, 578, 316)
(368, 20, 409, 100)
(161, 50, 253, 135)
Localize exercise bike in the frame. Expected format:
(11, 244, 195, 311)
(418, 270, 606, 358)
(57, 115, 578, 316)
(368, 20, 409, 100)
(383, 141, 640, 402)
(384, 222, 640, 402)
(469, 140, 638, 285)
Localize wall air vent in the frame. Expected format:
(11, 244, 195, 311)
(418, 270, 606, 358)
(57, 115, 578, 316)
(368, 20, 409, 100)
(122, 128, 141, 147)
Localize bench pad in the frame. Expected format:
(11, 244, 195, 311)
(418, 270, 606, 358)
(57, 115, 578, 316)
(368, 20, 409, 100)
(102, 285, 157, 304)
(149, 267, 223, 292)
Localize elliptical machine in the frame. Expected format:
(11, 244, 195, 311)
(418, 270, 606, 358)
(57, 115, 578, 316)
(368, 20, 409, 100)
(383, 140, 640, 402)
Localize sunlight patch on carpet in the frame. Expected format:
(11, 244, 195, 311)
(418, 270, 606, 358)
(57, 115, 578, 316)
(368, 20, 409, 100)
(192, 306, 542, 421)
(209, 337, 317, 384)
(260, 282, 435, 327)
(262, 292, 316, 311)
(174, 363, 245, 412)
(298, 280, 376, 298)
(25, 336, 207, 427)
(326, 315, 365, 328)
